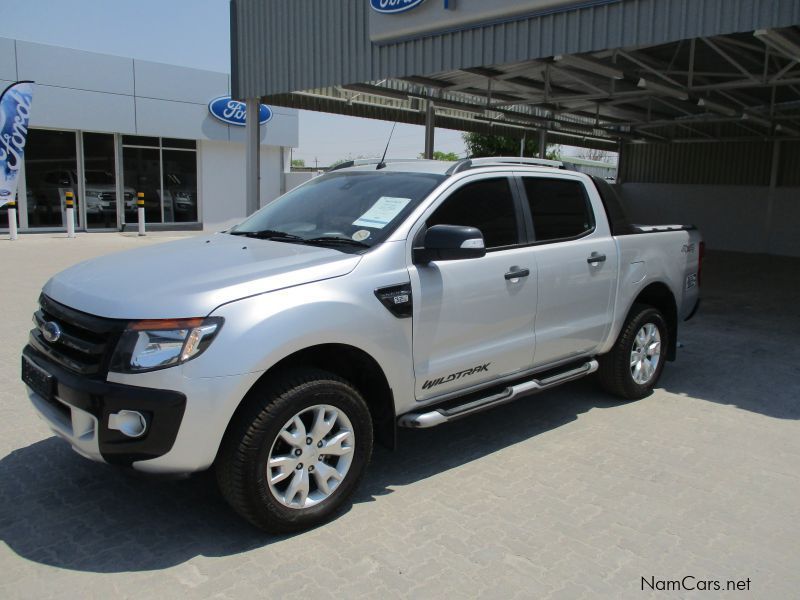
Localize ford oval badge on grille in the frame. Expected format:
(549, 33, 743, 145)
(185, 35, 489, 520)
(42, 321, 62, 343)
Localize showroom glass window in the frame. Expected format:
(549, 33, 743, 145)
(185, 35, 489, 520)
(24, 129, 80, 229)
(122, 136, 198, 224)
(83, 132, 118, 229)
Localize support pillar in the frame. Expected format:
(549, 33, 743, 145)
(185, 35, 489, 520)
(538, 129, 547, 159)
(616, 141, 626, 184)
(520, 134, 526, 157)
(245, 97, 261, 215)
(424, 101, 435, 159)
(765, 140, 781, 254)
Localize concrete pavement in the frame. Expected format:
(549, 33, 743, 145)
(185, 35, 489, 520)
(1, 232, 798, 599)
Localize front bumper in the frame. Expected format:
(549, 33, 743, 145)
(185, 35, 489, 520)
(22, 346, 186, 466)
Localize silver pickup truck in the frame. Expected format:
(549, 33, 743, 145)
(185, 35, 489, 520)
(21, 157, 702, 532)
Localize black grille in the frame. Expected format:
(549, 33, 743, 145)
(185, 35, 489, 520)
(29, 295, 127, 379)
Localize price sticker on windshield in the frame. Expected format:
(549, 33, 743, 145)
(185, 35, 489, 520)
(353, 196, 410, 229)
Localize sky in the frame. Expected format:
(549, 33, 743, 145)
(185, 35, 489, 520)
(0, 0, 468, 166)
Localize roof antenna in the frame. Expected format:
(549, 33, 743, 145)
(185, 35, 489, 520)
(376, 122, 397, 170)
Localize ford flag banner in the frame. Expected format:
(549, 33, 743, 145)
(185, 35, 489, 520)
(0, 81, 34, 208)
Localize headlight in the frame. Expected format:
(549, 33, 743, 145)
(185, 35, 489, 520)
(110, 317, 223, 373)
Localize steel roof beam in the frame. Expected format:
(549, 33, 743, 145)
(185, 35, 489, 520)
(700, 37, 761, 82)
(754, 29, 800, 62)
(616, 50, 686, 88)
(553, 54, 624, 80)
(690, 76, 800, 92)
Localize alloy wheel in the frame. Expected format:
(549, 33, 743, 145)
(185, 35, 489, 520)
(266, 404, 355, 509)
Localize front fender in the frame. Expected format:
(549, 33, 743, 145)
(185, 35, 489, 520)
(182, 272, 416, 411)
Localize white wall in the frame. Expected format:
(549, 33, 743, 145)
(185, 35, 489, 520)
(199, 141, 284, 232)
(618, 184, 800, 257)
(284, 171, 316, 192)
(1, 37, 299, 147)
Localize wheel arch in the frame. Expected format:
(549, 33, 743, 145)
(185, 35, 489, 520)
(630, 281, 678, 360)
(220, 343, 396, 457)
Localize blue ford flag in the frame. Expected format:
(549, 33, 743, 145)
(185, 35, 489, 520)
(0, 81, 34, 208)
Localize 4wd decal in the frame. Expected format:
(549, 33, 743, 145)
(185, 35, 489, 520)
(422, 363, 490, 390)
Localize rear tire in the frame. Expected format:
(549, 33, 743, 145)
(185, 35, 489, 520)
(598, 304, 668, 400)
(216, 368, 373, 533)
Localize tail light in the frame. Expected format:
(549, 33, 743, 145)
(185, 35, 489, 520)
(698, 241, 705, 286)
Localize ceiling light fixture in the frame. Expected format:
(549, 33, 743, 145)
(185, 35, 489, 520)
(697, 98, 738, 117)
(637, 78, 689, 101)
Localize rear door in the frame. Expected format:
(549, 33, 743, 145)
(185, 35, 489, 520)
(410, 174, 538, 401)
(517, 174, 618, 367)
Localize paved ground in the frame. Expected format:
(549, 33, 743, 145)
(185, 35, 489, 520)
(1, 232, 798, 599)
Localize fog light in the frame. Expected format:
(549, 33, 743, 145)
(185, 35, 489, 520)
(107, 410, 147, 438)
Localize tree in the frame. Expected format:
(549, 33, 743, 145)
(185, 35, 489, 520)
(577, 148, 617, 163)
(418, 150, 460, 161)
(462, 132, 560, 160)
(290, 158, 305, 168)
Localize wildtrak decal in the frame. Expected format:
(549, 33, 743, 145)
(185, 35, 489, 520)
(422, 363, 490, 390)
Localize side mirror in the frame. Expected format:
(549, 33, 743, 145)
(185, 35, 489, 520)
(413, 224, 486, 264)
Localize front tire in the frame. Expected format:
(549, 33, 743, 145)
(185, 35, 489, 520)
(597, 304, 668, 400)
(216, 368, 373, 533)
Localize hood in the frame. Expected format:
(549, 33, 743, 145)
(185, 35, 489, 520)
(43, 234, 362, 319)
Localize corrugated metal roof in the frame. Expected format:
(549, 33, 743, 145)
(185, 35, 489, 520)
(232, 0, 800, 99)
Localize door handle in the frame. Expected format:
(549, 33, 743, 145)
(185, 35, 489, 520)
(587, 252, 606, 265)
(505, 267, 530, 280)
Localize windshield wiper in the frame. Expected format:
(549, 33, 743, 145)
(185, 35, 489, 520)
(229, 229, 304, 241)
(303, 236, 370, 248)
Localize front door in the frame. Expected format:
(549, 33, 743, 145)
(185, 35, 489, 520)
(410, 175, 538, 401)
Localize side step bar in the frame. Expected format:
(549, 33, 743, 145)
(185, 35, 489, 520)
(398, 359, 599, 429)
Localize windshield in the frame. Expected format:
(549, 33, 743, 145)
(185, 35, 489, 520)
(229, 171, 445, 248)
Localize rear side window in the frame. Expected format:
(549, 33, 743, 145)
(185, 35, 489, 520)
(427, 177, 519, 249)
(522, 178, 594, 242)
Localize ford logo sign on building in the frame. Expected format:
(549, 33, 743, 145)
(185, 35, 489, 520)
(208, 96, 272, 127)
(370, 0, 426, 15)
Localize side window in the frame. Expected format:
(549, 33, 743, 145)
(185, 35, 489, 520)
(426, 177, 519, 249)
(522, 178, 594, 242)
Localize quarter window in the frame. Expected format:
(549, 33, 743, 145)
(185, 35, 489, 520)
(522, 178, 594, 242)
(427, 177, 518, 249)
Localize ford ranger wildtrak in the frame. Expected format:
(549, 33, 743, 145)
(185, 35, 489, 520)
(22, 157, 703, 532)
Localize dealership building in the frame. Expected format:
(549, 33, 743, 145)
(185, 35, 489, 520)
(1, 36, 298, 233)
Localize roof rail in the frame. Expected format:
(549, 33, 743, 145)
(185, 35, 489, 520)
(446, 156, 564, 176)
(327, 158, 421, 172)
